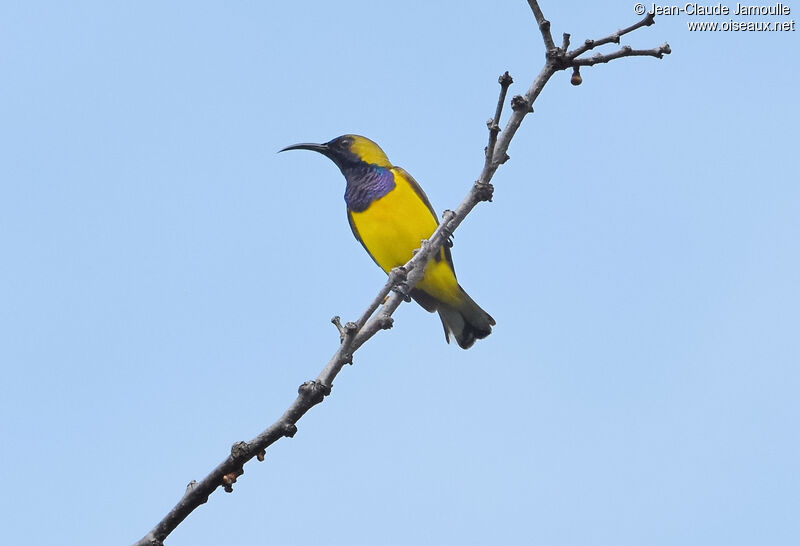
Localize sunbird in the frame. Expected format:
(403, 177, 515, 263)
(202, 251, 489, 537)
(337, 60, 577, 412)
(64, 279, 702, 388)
(280, 135, 494, 349)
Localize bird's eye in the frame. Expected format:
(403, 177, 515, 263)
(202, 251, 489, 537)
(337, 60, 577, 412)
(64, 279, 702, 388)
(338, 137, 351, 149)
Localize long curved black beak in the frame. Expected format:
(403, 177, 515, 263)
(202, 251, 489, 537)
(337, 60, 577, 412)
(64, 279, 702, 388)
(279, 142, 330, 155)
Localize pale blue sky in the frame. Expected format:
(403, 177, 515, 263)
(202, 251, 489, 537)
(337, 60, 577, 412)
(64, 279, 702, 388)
(1, 2, 798, 545)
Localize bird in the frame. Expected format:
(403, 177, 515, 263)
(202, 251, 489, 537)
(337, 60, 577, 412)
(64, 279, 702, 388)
(280, 134, 494, 349)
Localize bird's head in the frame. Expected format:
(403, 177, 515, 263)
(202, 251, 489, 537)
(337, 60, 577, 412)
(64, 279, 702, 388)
(280, 134, 392, 171)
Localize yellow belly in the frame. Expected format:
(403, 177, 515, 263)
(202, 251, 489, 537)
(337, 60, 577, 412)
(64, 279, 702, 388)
(349, 172, 462, 307)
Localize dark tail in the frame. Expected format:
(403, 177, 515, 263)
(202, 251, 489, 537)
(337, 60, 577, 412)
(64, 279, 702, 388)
(436, 287, 495, 349)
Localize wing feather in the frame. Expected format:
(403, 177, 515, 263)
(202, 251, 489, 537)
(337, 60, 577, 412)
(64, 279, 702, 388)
(393, 166, 456, 273)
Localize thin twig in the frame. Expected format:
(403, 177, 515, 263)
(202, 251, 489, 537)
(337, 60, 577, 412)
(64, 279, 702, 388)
(485, 72, 513, 166)
(526, 0, 556, 52)
(480, 72, 514, 190)
(572, 43, 672, 66)
(567, 12, 656, 59)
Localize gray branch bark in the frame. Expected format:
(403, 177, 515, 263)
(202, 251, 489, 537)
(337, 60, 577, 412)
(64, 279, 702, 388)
(132, 3, 670, 544)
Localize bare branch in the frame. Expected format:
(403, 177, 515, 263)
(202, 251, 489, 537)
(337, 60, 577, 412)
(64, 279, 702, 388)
(567, 12, 656, 59)
(572, 43, 672, 66)
(481, 71, 514, 187)
(526, 0, 556, 52)
(331, 315, 346, 336)
(132, 3, 670, 545)
(331, 315, 358, 345)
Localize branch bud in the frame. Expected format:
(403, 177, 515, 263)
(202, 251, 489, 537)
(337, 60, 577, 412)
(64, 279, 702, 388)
(230, 441, 248, 458)
(283, 423, 298, 438)
(571, 67, 582, 86)
(510, 95, 533, 113)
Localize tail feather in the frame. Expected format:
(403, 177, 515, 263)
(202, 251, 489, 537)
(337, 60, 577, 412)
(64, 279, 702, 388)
(436, 287, 495, 349)
(410, 285, 494, 349)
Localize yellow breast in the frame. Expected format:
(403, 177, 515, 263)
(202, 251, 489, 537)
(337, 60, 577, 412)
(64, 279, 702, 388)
(349, 169, 463, 306)
(349, 172, 437, 271)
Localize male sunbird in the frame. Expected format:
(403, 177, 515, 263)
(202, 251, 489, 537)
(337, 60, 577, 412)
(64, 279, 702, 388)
(280, 135, 494, 349)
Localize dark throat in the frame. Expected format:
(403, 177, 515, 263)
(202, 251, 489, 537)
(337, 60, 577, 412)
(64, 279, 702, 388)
(342, 164, 396, 213)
